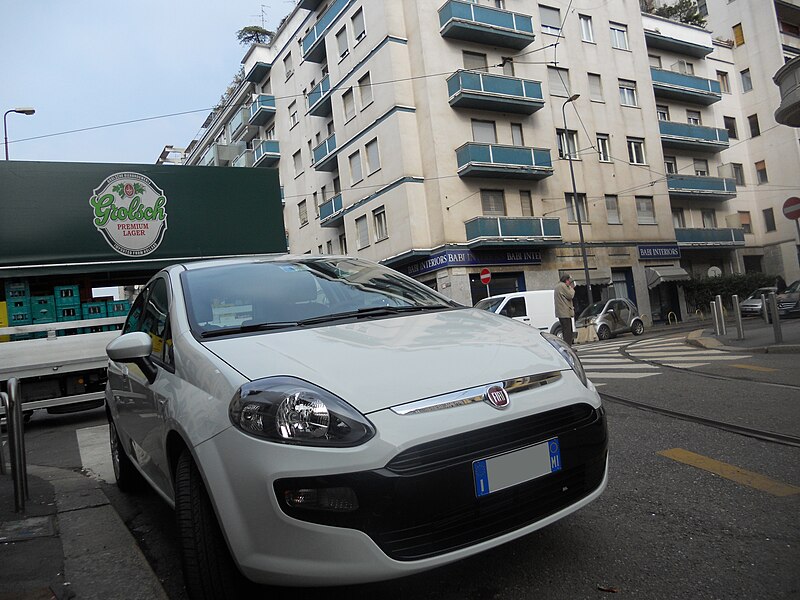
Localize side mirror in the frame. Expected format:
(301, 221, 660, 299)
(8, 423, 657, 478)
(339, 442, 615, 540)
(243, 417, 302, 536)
(106, 332, 158, 384)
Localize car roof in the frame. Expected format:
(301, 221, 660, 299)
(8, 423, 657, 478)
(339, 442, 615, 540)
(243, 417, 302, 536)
(168, 254, 349, 273)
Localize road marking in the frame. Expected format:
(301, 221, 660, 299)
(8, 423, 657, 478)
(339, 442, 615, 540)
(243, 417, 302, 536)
(585, 372, 659, 379)
(660, 363, 708, 369)
(657, 448, 800, 497)
(730, 364, 778, 373)
(581, 363, 658, 369)
(76, 424, 114, 483)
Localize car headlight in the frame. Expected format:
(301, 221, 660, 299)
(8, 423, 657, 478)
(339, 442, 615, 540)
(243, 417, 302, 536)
(230, 377, 375, 447)
(541, 332, 589, 388)
(587, 316, 598, 324)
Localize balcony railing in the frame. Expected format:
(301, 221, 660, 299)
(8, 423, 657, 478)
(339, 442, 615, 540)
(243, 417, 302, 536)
(456, 142, 553, 180)
(675, 227, 745, 246)
(249, 95, 276, 127)
(302, 0, 349, 62)
(447, 70, 544, 114)
(232, 149, 254, 168)
(659, 120, 729, 152)
(439, 0, 535, 50)
(307, 74, 332, 117)
(650, 67, 721, 105)
(253, 139, 280, 167)
(667, 174, 736, 200)
(312, 133, 338, 171)
(319, 193, 344, 227)
(465, 216, 561, 245)
(774, 55, 800, 127)
(229, 107, 249, 138)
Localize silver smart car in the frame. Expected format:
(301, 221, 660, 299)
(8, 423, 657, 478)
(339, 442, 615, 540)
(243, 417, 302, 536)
(105, 256, 608, 597)
(576, 298, 645, 340)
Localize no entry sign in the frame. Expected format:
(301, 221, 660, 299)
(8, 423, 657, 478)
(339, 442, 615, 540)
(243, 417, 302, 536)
(783, 197, 800, 221)
(480, 268, 491, 285)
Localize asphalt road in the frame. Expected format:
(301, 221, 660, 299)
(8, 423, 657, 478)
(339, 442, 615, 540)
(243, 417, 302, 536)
(19, 329, 800, 599)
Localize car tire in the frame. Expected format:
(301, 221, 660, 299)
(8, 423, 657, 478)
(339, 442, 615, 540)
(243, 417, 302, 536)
(109, 419, 142, 493)
(597, 325, 612, 340)
(631, 320, 645, 336)
(175, 450, 247, 600)
(552, 325, 563, 339)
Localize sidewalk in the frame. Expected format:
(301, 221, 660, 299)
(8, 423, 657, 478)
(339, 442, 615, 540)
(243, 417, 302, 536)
(0, 461, 168, 600)
(687, 316, 800, 354)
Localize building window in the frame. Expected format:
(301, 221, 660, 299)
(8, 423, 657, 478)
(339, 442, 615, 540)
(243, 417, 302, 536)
(741, 69, 753, 92)
(298, 199, 308, 226)
(511, 123, 524, 146)
(373, 206, 388, 241)
(579, 14, 594, 42)
(358, 72, 373, 106)
(366, 137, 380, 173)
(349, 150, 363, 184)
(520, 190, 534, 216)
(565, 193, 588, 223)
(283, 53, 294, 79)
(588, 73, 603, 102)
(313, 191, 320, 218)
(502, 57, 515, 76)
(755, 160, 768, 184)
(664, 156, 677, 174)
(635, 196, 656, 224)
(548, 67, 570, 96)
(717, 71, 730, 93)
(556, 129, 578, 159)
(339, 233, 347, 254)
(539, 5, 561, 35)
(627, 138, 646, 164)
(732, 163, 745, 185)
(657, 105, 670, 121)
(649, 54, 662, 68)
(336, 26, 349, 58)
(763, 208, 776, 232)
(481, 189, 506, 216)
(619, 79, 638, 106)
(733, 23, 744, 46)
(343, 88, 356, 120)
(672, 208, 685, 228)
(356, 215, 369, 249)
(687, 110, 702, 125)
(352, 8, 366, 42)
(605, 195, 621, 224)
(326, 240, 333, 254)
(748, 114, 760, 137)
(739, 211, 752, 234)
(289, 101, 298, 128)
(472, 119, 497, 143)
(610, 23, 629, 50)
(597, 134, 611, 162)
(724, 116, 738, 139)
(694, 159, 708, 177)
(463, 51, 488, 71)
(293, 150, 302, 176)
(702, 209, 717, 228)
(674, 60, 694, 75)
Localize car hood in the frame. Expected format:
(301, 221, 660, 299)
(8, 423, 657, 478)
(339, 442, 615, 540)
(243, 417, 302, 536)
(202, 309, 568, 414)
(740, 298, 763, 306)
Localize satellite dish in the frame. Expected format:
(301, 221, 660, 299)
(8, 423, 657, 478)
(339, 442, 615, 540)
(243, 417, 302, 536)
(708, 266, 722, 278)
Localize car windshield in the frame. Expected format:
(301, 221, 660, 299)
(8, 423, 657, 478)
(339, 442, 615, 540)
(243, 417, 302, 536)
(785, 280, 800, 293)
(474, 297, 504, 312)
(181, 257, 460, 337)
(747, 288, 774, 300)
(579, 301, 607, 319)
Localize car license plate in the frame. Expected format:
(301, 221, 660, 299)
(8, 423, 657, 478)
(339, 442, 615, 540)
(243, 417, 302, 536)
(473, 438, 561, 497)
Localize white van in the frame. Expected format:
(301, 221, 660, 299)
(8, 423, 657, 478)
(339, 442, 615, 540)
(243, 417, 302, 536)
(474, 290, 564, 335)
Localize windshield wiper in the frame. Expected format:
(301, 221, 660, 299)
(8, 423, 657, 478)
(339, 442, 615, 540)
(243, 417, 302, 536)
(199, 321, 299, 338)
(296, 305, 450, 326)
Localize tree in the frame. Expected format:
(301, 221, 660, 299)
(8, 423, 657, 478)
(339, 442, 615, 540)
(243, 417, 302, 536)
(640, 0, 706, 27)
(236, 25, 274, 46)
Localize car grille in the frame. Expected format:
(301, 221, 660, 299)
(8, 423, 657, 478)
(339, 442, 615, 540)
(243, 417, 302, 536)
(274, 404, 607, 561)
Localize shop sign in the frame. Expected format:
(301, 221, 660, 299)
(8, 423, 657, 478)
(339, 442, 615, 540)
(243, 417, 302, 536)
(638, 244, 680, 260)
(405, 248, 542, 277)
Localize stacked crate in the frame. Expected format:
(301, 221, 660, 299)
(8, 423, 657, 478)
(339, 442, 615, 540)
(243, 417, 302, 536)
(55, 284, 81, 335)
(106, 299, 131, 331)
(31, 295, 56, 338)
(0, 301, 9, 342)
(81, 301, 107, 334)
(5, 280, 32, 341)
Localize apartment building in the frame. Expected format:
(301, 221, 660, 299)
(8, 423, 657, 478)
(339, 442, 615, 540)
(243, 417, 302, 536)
(182, 0, 798, 323)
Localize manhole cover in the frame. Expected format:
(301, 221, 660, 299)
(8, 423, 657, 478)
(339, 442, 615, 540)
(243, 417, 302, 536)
(0, 515, 57, 542)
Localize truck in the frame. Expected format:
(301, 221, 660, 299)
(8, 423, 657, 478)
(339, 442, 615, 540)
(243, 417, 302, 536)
(0, 160, 284, 420)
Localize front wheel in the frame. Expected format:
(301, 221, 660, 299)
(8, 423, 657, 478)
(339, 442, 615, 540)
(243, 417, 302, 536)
(175, 450, 247, 600)
(597, 324, 612, 340)
(109, 419, 143, 492)
(631, 320, 645, 336)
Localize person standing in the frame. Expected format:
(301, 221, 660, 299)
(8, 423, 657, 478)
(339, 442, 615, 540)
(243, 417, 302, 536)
(555, 273, 576, 346)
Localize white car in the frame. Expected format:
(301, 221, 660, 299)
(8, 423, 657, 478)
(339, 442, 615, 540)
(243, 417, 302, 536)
(105, 256, 608, 597)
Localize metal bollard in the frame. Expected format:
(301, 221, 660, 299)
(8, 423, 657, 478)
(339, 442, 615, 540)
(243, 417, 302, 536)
(715, 295, 727, 336)
(732, 295, 744, 340)
(0, 392, 7, 476)
(710, 301, 720, 335)
(7, 379, 28, 511)
(768, 292, 783, 345)
(761, 294, 769, 323)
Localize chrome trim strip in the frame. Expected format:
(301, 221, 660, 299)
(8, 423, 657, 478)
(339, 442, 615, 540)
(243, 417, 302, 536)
(391, 371, 563, 415)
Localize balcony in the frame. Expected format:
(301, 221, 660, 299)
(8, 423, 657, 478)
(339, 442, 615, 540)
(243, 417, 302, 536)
(447, 70, 544, 114)
(253, 139, 280, 167)
(312, 134, 338, 171)
(249, 95, 276, 127)
(774, 55, 800, 127)
(644, 30, 713, 58)
(675, 227, 745, 247)
(651, 68, 721, 105)
(319, 193, 344, 227)
(229, 107, 258, 142)
(307, 74, 332, 117)
(298, 0, 324, 9)
(232, 149, 254, 168)
(659, 121, 729, 153)
(200, 143, 242, 167)
(302, 0, 349, 63)
(464, 216, 561, 247)
(667, 174, 736, 201)
(439, 0, 535, 50)
(456, 142, 553, 180)
(244, 61, 272, 84)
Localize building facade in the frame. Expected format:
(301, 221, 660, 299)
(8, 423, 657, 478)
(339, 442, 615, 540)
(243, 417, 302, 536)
(182, 0, 800, 322)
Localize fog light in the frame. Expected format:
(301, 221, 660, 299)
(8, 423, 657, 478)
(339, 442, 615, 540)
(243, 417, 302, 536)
(284, 487, 358, 512)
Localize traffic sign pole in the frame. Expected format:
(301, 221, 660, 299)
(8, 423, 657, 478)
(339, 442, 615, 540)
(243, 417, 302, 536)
(480, 268, 491, 298)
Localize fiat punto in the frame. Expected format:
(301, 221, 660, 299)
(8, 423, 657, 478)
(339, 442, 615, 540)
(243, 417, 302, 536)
(105, 256, 607, 598)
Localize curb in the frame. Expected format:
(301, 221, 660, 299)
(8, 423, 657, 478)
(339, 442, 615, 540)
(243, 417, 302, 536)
(686, 329, 800, 354)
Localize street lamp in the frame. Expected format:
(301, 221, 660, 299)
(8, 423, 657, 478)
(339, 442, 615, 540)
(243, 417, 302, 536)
(3, 107, 35, 160)
(560, 94, 592, 306)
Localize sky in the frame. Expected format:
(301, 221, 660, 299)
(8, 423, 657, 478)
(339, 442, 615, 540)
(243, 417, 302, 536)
(2, 1, 291, 164)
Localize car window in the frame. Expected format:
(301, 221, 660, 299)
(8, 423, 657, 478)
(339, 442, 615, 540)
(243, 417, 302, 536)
(474, 297, 504, 312)
(122, 286, 149, 334)
(500, 297, 526, 318)
(786, 280, 800, 293)
(140, 278, 170, 363)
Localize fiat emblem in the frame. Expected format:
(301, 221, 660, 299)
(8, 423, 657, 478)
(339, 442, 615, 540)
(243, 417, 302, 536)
(484, 385, 510, 410)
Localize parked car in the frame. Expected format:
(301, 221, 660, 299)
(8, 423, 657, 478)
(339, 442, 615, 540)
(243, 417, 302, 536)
(105, 256, 608, 597)
(474, 290, 560, 332)
(739, 287, 777, 317)
(776, 279, 800, 318)
(575, 298, 645, 340)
